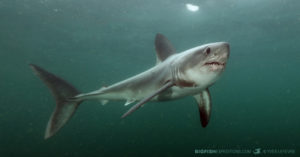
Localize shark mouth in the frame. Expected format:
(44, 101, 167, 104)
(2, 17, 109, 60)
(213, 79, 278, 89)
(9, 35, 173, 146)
(205, 62, 225, 66)
(204, 61, 226, 70)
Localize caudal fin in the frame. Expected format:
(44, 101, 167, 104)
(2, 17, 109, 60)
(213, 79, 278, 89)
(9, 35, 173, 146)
(29, 64, 82, 139)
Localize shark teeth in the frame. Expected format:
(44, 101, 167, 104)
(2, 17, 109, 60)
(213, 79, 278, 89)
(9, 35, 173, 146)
(205, 62, 225, 66)
(205, 62, 226, 71)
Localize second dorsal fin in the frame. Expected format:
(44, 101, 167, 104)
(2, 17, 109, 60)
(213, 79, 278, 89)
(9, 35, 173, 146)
(155, 33, 175, 64)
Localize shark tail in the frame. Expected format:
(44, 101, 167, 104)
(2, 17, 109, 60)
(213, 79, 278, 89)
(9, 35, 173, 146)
(29, 64, 82, 139)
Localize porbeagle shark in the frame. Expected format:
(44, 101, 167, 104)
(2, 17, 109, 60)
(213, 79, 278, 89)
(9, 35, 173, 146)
(30, 33, 230, 139)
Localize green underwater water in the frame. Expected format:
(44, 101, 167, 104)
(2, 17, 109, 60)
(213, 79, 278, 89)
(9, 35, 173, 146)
(1, 0, 300, 156)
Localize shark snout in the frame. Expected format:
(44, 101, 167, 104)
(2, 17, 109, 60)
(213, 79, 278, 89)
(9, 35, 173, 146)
(212, 42, 230, 61)
(220, 42, 230, 57)
(221, 42, 229, 49)
(205, 42, 230, 66)
(216, 41, 229, 50)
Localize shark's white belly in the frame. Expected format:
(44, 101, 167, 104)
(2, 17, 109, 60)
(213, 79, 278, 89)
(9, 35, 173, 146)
(150, 86, 204, 101)
(170, 86, 204, 99)
(90, 86, 204, 104)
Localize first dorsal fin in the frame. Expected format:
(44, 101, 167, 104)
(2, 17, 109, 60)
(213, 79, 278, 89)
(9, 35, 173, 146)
(155, 33, 176, 64)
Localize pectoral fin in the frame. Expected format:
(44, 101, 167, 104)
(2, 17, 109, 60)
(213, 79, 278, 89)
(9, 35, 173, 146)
(194, 88, 212, 127)
(121, 81, 174, 118)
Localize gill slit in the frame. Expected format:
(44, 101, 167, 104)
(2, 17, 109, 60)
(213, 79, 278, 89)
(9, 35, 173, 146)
(171, 64, 181, 85)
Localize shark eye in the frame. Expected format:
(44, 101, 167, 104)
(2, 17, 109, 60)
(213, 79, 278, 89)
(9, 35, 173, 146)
(205, 47, 211, 55)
